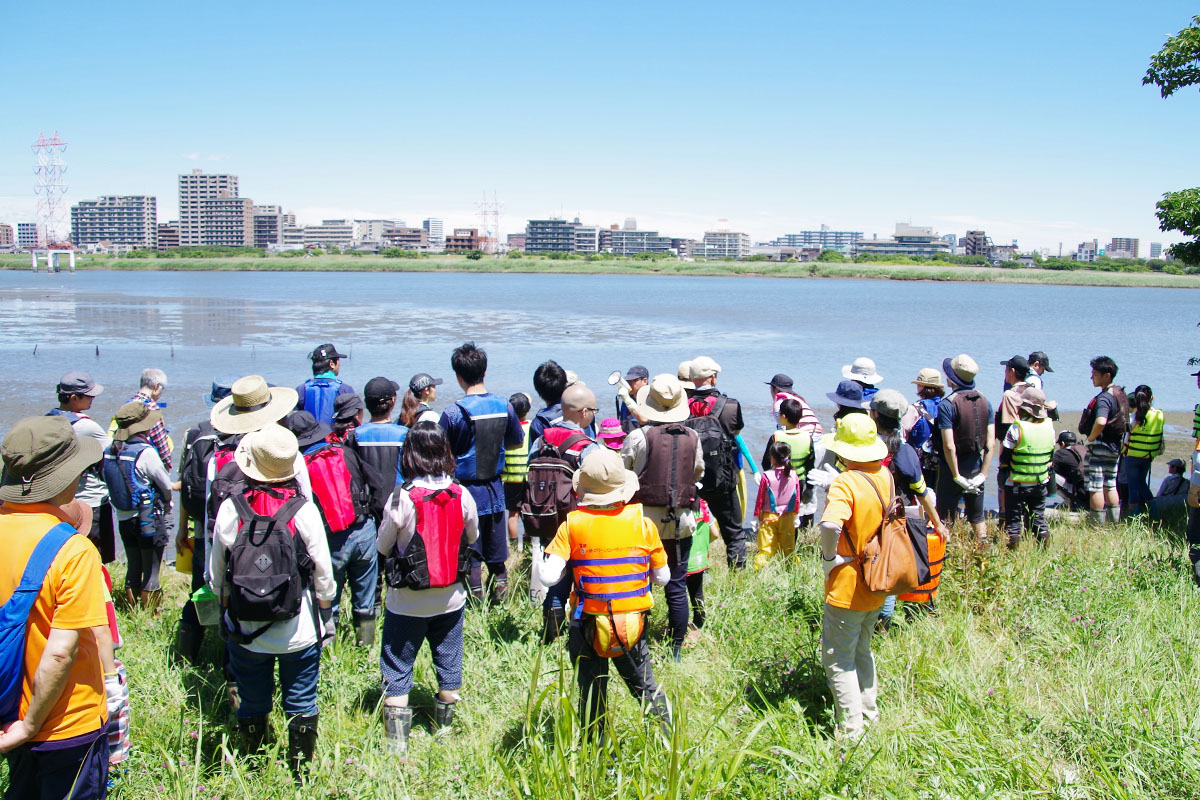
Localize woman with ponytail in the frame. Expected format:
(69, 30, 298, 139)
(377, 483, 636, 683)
(1122, 385, 1164, 516)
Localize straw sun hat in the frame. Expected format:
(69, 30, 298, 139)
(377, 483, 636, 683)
(210, 375, 300, 435)
(235, 425, 300, 483)
(635, 374, 690, 424)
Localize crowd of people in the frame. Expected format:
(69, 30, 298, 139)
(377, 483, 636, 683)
(2, 341, 1199, 797)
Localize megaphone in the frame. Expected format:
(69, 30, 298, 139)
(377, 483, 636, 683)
(607, 370, 622, 386)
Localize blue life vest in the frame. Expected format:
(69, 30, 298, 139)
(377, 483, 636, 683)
(907, 397, 941, 450)
(454, 394, 510, 482)
(102, 441, 157, 512)
(352, 422, 408, 486)
(303, 377, 343, 427)
(45, 409, 82, 424)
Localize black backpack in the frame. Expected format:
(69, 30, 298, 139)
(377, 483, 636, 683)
(685, 396, 737, 496)
(224, 489, 310, 644)
(179, 422, 219, 521)
(519, 432, 591, 545)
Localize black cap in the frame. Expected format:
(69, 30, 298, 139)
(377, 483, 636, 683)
(1001, 355, 1030, 372)
(310, 343, 349, 362)
(333, 393, 365, 420)
(1028, 351, 1053, 372)
(1057, 430, 1077, 445)
(766, 373, 793, 390)
(364, 376, 401, 399)
(623, 365, 649, 381)
(283, 411, 332, 449)
(409, 373, 443, 393)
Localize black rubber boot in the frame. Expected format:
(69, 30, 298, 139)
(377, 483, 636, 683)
(237, 715, 270, 755)
(541, 606, 567, 645)
(648, 691, 673, 740)
(176, 623, 203, 666)
(353, 611, 376, 648)
(383, 705, 413, 759)
(490, 576, 509, 605)
(287, 713, 318, 780)
(434, 698, 457, 732)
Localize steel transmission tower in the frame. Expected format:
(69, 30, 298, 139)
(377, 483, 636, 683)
(32, 132, 69, 246)
(475, 191, 502, 253)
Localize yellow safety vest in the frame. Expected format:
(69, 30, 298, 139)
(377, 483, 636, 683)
(772, 428, 812, 482)
(501, 420, 531, 483)
(1011, 418, 1055, 484)
(1124, 408, 1164, 459)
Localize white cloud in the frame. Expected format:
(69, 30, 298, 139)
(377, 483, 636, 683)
(181, 153, 200, 161)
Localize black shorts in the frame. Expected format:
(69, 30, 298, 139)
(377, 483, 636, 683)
(503, 481, 526, 513)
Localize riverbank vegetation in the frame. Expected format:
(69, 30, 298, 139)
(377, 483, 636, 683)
(57, 513, 1200, 799)
(3, 253, 1199, 289)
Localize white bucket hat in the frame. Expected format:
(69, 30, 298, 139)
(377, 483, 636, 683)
(842, 357, 883, 385)
(635, 374, 690, 424)
(235, 425, 299, 483)
(211, 375, 300, 435)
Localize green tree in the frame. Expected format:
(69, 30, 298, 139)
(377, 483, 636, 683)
(817, 248, 847, 262)
(1146, 16, 1200, 266)
(465, 249, 485, 260)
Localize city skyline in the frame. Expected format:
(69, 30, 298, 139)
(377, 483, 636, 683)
(1, 1, 1198, 251)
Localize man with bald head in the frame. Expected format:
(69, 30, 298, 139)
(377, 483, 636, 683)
(529, 382, 600, 641)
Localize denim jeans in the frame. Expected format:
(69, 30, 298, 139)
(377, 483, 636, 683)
(227, 641, 321, 719)
(379, 608, 464, 696)
(662, 537, 692, 650)
(1121, 457, 1153, 511)
(328, 519, 379, 618)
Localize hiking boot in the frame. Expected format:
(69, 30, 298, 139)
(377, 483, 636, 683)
(286, 713, 318, 780)
(383, 705, 412, 759)
(353, 612, 376, 648)
(176, 623, 203, 666)
(237, 715, 270, 755)
(434, 698, 457, 732)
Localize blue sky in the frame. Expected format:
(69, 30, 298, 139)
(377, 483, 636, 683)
(3, 0, 1199, 251)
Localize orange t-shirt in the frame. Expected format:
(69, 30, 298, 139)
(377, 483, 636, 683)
(820, 467, 892, 612)
(0, 504, 108, 742)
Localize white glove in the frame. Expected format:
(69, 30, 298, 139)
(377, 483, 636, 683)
(953, 475, 973, 491)
(968, 474, 987, 492)
(616, 384, 633, 404)
(821, 554, 854, 579)
(808, 465, 837, 489)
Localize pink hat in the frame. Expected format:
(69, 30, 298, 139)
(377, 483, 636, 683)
(598, 418, 625, 444)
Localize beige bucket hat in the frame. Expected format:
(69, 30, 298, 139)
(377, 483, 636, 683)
(235, 425, 299, 483)
(211, 375, 300, 435)
(635, 374, 690, 423)
(572, 448, 640, 506)
(911, 367, 945, 389)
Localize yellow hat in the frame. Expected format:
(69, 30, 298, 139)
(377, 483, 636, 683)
(828, 414, 887, 463)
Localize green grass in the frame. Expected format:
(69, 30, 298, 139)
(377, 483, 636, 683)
(32, 513, 1198, 799)
(3, 254, 1199, 289)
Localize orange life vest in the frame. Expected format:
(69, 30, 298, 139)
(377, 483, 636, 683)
(566, 504, 654, 616)
(898, 526, 945, 603)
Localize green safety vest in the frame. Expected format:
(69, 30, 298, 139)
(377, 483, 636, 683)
(1193, 403, 1200, 440)
(772, 428, 812, 482)
(1011, 418, 1055, 484)
(501, 421, 531, 483)
(1124, 408, 1164, 459)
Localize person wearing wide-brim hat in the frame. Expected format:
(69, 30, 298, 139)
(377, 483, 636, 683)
(842, 358, 883, 402)
(827, 380, 869, 421)
(536, 447, 673, 739)
(102, 401, 175, 610)
(211, 376, 300, 436)
(816, 413, 891, 741)
(0, 416, 113, 798)
(622, 375, 705, 659)
(999, 386, 1054, 549)
(935, 354, 994, 542)
(208, 424, 337, 776)
(900, 368, 947, 486)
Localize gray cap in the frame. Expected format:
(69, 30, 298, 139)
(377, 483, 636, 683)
(870, 388, 909, 420)
(56, 371, 103, 397)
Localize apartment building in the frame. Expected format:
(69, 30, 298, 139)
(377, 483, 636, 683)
(854, 224, 952, 259)
(769, 225, 863, 253)
(1107, 237, 1139, 258)
(178, 170, 253, 246)
(0, 224, 13, 248)
(70, 195, 157, 250)
(157, 222, 180, 252)
(17, 223, 41, 250)
(445, 228, 484, 252)
(701, 230, 750, 259)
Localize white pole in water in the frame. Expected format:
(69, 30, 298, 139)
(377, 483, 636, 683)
(68, 251, 75, 272)
(30, 251, 37, 271)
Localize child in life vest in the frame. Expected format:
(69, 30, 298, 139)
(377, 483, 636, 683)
(684, 499, 717, 644)
(377, 423, 479, 760)
(503, 393, 531, 551)
(536, 448, 672, 740)
(754, 441, 799, 569)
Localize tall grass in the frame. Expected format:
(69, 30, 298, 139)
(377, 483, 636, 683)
(3, 516, 1199, 798)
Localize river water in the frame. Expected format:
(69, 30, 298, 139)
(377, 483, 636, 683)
(2, 270, 1196, 495)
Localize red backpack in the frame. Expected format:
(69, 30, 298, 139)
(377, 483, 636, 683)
(384, 482, 470, 590)
(304, 445, 359, 534)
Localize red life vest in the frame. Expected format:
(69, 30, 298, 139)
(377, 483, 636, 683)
(304, 445, 358, 533)
(541, 425, 593, 462)
(384, 482, 469, 590)
(213, 447, 236, 474)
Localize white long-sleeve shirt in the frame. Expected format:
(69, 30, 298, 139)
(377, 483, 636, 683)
(377, 475, 479, 618)
(208, 493, 335, 654)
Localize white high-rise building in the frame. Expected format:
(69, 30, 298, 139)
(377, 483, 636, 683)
(423, 218, 445, 251)
(70, 195, 157, 250)
(1150, 242, 1163, 259)
(178, 170, 253, 247)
